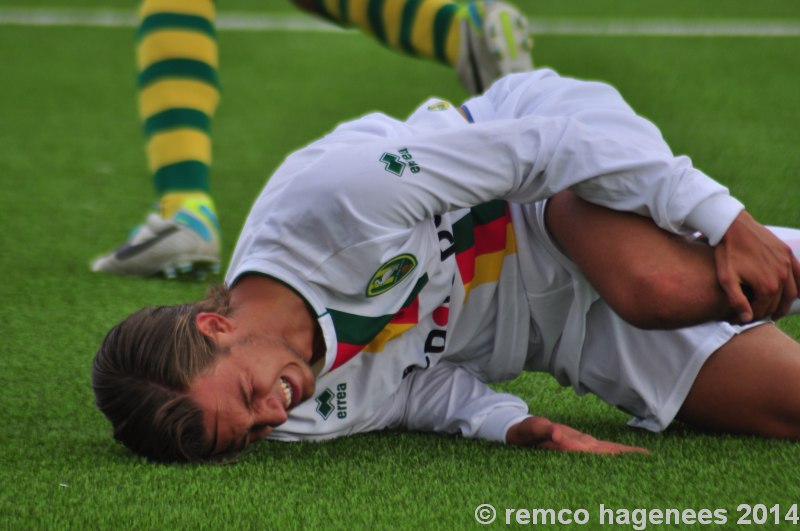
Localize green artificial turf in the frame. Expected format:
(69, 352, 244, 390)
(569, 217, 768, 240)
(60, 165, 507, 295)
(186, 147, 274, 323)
(1, 2, 799, 528)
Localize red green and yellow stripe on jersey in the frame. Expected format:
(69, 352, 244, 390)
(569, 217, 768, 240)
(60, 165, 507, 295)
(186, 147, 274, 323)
(326, 200, 516, 372)
(452, 200, 517, 302)
(328, 275, 428, 370)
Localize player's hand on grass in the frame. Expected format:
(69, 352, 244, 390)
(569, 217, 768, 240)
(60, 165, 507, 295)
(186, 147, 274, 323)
(506, 416, 649, 455)
(715, 210, 800, 323)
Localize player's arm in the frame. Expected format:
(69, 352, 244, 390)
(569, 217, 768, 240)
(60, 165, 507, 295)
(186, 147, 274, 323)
(305, 71, 796, 321)
(395, 362, 647, 454)
(546, 191, 800, 328)
(474, 70, 800, 322)
(313, 80, 738, 238)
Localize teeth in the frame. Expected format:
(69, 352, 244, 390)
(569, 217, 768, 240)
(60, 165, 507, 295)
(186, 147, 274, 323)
(279, 377, 293, 408)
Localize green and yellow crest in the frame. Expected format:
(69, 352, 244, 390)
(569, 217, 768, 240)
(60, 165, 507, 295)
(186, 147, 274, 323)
(366, 254, 418, 297)
(427, 101, 451, 112)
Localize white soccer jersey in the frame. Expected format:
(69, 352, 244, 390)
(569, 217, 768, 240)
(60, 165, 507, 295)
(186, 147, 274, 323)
(226, 69, 745, 443)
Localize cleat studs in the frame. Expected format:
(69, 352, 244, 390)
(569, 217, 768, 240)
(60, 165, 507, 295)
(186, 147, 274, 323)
(176, 262, 193, 274)
(162, 267, 177, 279)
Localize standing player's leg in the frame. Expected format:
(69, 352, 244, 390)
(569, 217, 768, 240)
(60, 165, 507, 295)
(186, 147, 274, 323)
(678, 324, 800, 438)
(291, 0, 534, 93)
(92, 0, 221, 278)
(91, 0, 534, 279)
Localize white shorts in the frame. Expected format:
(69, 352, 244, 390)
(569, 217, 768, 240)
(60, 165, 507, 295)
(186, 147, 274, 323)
(511, 200, 763, 432)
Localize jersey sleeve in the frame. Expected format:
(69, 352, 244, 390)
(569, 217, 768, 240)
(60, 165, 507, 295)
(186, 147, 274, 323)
(298, 70, 741, 245)
(465, 69, 745, 244)
(390, 362, 532, 443)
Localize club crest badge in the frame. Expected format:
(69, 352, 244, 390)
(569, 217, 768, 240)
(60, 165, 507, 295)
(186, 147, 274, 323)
(366, 254, 417, 297)
(427, 101, 451, 112)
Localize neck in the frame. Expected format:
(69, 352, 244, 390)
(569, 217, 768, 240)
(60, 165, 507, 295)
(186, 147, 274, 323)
(228, 275, 322, 364)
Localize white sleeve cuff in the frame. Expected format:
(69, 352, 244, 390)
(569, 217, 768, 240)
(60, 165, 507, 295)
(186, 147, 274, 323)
(685, 193, 745, 245)
(474, 400, 532, 443)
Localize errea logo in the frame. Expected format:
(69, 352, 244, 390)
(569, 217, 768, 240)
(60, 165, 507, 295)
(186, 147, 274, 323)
(315, 383, 348, 420)
(379, 148, 421, 177)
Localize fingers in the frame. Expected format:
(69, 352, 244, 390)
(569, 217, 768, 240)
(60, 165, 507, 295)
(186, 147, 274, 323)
(562, 436, 650, 455)
(773, 252, 800, 319)
(715, 252, 753, 323)
(791, 257, 800, 312)
(542, 424, 650, 455)
(715, 212, 799, 323)
(540, 438, 649, 455)
(515, 421, 650, 455)
(747, 244, 795, 321)
(599, 443, 650, 455)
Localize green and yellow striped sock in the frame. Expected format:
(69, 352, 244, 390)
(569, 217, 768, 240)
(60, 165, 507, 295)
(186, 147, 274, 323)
(136, 0, 219, 216)
(312, 0, 463, 66)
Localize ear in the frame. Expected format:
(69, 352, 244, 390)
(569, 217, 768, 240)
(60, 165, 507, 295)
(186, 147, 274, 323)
(195, 312, 234, 340)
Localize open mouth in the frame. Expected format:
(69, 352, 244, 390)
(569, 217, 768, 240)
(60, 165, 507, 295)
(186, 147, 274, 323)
(279, 376, 294, 409)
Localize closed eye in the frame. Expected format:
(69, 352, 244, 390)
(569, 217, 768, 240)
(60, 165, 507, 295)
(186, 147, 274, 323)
(239, 376, 251, 411)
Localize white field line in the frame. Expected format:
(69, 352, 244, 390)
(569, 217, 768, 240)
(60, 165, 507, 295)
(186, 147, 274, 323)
(531, 18, 800, 37)
(1, 7, 800, 37)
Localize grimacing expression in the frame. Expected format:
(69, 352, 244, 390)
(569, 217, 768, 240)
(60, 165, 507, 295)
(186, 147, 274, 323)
(187, 333, 316, 453)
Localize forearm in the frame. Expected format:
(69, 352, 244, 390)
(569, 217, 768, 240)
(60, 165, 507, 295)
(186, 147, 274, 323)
(546, 192, 734, 329)
(547, 191, 800, 327)
(399, 363, 530, 442)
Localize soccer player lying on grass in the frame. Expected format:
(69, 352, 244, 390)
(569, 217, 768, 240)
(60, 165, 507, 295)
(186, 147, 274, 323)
(92, 69, 800, 462)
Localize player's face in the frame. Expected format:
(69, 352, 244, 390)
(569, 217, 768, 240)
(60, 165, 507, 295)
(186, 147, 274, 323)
(187, 335, 316, 454)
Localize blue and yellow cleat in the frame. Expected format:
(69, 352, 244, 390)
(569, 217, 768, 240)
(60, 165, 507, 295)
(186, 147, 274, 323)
(91, 197, 221, 278)
(456, 1, 534, 94)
